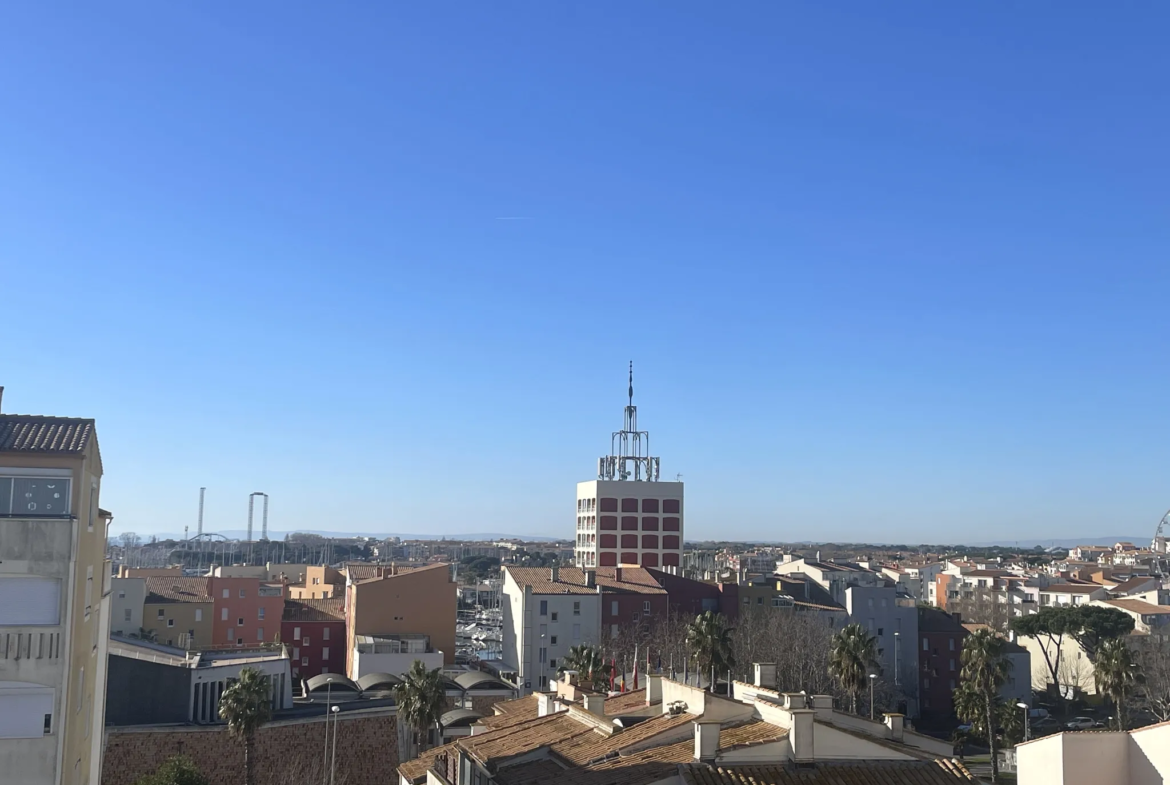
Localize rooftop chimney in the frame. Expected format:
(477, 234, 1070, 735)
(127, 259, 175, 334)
(583, 694, 606, 717)
(753, 663, 776, 689)
(788, 709, 815, 763)
(537, 693, 556, 717)
(693, 721, 720, 762)
(585, 570, 596, 588)
(884, 713, 904, 742)
(646, 675, 662, 706)
(551, 564, 559, 582)
(614, 566, 623, 583)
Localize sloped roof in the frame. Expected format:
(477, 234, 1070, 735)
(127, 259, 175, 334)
(347, 562, 443, 583)
(1042, 584, 1104, 594)
(283, 598, 345, 622)
(681, 759, 974, 784)
(1102, 598, 1170, 616)
(441, 708, 485, 728)
(603, 689, 647, 714)
(0, 415, 95, 454)
(550, 711, 695, 765)
(144, 577, 212, 604)
(505, 566, 667, 595)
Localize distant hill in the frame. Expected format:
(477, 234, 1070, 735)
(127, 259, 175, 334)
(970, 536, 1149, 549)
(132, 529, 565, 543)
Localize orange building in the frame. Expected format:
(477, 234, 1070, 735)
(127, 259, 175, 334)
(207, 576, 285, 648)
(345, 563, 456, 677)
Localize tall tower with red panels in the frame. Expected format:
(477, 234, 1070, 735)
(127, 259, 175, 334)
(574, 365, 683, 570)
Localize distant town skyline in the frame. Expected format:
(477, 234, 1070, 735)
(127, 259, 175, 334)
(4, 3, 1168, 544)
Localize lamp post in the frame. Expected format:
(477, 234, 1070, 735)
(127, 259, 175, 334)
(869, 674, 878, 720)
(330, 705, 340, 785)
(321, 677, 333, 785)
(1017, 702, 1030, 742)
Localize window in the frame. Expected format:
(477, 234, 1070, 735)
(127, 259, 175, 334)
(294, 627, 301, 640)
(238, 617, 244, 626)
(611, 600, 618, 616)
(621, 498, 638, 512)
(573, 602, 580, 616)
(610, 624, 619, 637)
(312, 577, 320, 585)
(228, 628, 235, 641)
(538, 647, 547, 664)
(118, 591, 125, 599)
(223, 589, 230, 599)
(237, 638, 243, 645)
(949, 659, 956, 671)
(948, 639, 955, 651)
(924, 678, 930, 688)
(549, 658, 557, 670)
(573, 624, 581, 640)
(868, 599, 873, 608)
(877, 628, 884, 636)
(551, 611, 558, 622)
(302, 657, 309, 666)
(642, 517, 659, 531)
(322, 647, 329, 660)
(239, 589, 246, 599)
(600, 498, 618, 512)
(124, 608, 131, 622)
(539, 600, 548, 616)
(321, 666, 329, 674)
(923, 638, 929, 651)
(743, 596, 750, 605)
(323, 627, 330, 641)
(550, 636, 557, 645)
(293, 647, 300, 659)
(303, 637, 311, 646)
(643, 601, 651, 614)
(195, 609, 202, 622)
(88, 480, 98, 532)
(44, 713, 52, 735)
(0, 685, 55, 739)
(633, 613, 640, 622)
(258, 607, 265, 620)
(257, 628, 264, 641)
(157, 609, 165, 619)
(222, 608, 229, 621)
(949, 679, 956, 690)
(0, 476, 71, 516)
(167, 619, 175, 628)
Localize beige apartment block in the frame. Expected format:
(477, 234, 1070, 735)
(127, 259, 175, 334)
(0, 395, 112, 785)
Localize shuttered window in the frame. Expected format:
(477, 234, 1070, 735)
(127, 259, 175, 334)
(0, 577, 61, 625)
(0, 684, 54, 738)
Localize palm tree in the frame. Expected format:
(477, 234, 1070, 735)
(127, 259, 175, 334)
(686, 611, 734, 692)
(829, 623, 877, 715)
(218, 667, 272, 785)
(394, 659, 448, 757)
(558, 645, 612, 692)
(1095, 637, 1143, 730)
(960, 629, 1010, 782)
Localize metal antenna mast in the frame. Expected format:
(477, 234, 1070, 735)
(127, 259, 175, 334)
(197, 487, 206, 538)
(598, 362, 661, 482)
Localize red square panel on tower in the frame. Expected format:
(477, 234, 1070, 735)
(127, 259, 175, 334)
(600, 552, 617, 567)
(641, 553, 659, 568)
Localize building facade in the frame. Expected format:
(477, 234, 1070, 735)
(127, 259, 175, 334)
(282, 598, 346, 681)
(0, 405, 112, 785)
(110, 577, 146, 639)
(142, 577, 213, 649)
(917, 608, 966, 720)
(501, 566, 602, 693)
(574, 368, 683, 570)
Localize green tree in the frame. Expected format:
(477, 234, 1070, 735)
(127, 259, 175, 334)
(1067, 605, 1135, 662)
(133, 755, 209, 785)
(1011, 608, 1073, 699)
(217, 668, 272, 785)
(828, 623, 877, 715)
(960, 629, 1011, 782)
(686, 611, 735, 693)
(558, 645, 612, 692)
(394, 659, 448, 757)
(1095, 637, 1143, 730)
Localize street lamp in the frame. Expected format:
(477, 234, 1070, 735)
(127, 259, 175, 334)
(1017, 702, 1030, 742)
(893, 632, 901, 687)
(330, 705, 340, 785)
(869, 674, 878, 720)
(321, 677, 334, 785)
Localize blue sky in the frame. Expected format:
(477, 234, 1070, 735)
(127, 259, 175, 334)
(2, 2, 1167, 544)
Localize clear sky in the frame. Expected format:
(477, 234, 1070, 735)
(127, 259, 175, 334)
(2, 3, 1167, 544)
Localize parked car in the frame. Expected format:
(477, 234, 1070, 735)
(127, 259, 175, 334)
(1065, 717, 1102, 730)
(1028, 708, 1050, 720)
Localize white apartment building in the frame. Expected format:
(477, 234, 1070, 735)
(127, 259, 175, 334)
(0, 400, 112, 785)
(501, 566, 601, 694)
(575, 368, 683, 570)
(1017, 718, 1170, 784)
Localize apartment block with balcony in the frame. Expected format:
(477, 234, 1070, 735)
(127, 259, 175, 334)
(0, 401, 112, 785)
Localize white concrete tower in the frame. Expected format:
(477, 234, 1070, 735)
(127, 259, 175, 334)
(574, 364, 683, 570)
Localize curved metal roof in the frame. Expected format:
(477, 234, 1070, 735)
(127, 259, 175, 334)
(356, 672, 402, 691)
(440, 708, 485, 728)
(454, 671, 513, 691)
(305, 674, 360, 693)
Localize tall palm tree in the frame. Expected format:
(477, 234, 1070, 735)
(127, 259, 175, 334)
(829, 623, 877, 715)
(558, 645, 612, 692)
(1095, 637, 1143, 730)
(218, 667, 272, 785)
(960, 629, 1010, 782)
(394, 659, 448, 757)
(686, 611, 734, 693)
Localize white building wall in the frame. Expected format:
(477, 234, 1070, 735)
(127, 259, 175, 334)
(575, 480, 684, 571)
(502, 569, 600, 695)
(110, 578, 145, 638)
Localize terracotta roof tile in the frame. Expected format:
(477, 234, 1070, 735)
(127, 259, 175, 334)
(0, 415, 94, 454)
(681, 759, 974, 784)
(144, 577, 212, 604)
(551, 712, 695, 765)
(506, 566, 667, 595)
(345, 562, 438, 582)
(398, 743, 455, 782)
(1042, 584, 1105, 594)
(1102, 598, 1170, 615)
(282, 598, 345, 622)
(465, 713, 593, 766)
(604, 689, 648, 714)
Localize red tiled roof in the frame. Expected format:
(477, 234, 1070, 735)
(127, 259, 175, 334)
(282, 598, 345, 622)
(1102, 599, 1170, 615)
(1042, 584, 1104, 594)
(681, 759, 974, 784)
(506, 566, 667, 595)
(144, 577, 212, 604)
(0, 415, 95, 454)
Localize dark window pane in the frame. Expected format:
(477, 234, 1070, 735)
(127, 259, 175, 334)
(600, 534, 617, 548)
(621, 534, 638, 548)
(642, 535, 659, 549)
(600, 552, 617, 566)
(642, 517, 659, 531)
(662, 553, 680, 567)
(662, 499, 680, 514)
(642, 553, 659, 568)
(600, 498, 618, 512)
(600, 516, 617, 530)
(663, 535, 680, 549)
(621, 517, 638, 530)
(663, 517, 680, 531)
(642, 499, 659, 513)
(620, 552, 639, 565)
(621, 498, 639, 512)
